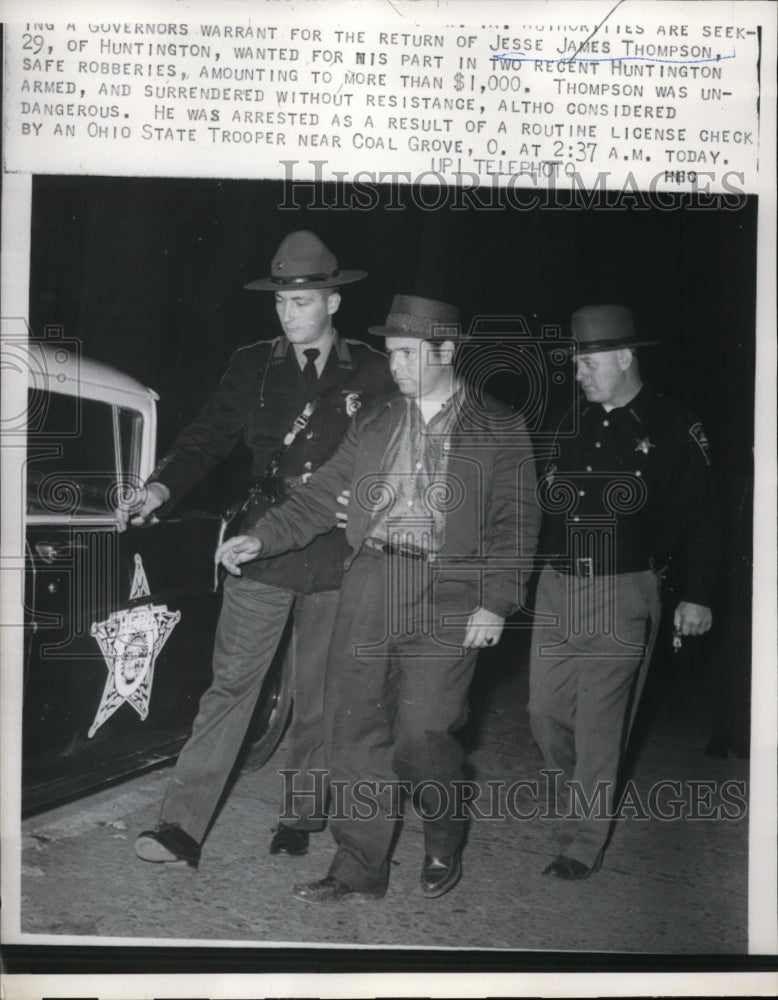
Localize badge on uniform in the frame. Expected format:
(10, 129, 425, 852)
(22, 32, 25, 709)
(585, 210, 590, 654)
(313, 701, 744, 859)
(634, 436, 654, 455)
(689, 422, 712, 465)
(344, 391, 362, 416)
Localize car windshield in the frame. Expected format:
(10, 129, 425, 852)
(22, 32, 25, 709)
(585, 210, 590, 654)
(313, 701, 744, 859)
(27, 391, 140, 517)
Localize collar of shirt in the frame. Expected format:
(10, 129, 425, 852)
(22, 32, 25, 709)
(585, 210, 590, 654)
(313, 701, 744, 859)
(412, 382, 462, 426)
(292, 334, 335, 376)
(583, 384, 648, 426)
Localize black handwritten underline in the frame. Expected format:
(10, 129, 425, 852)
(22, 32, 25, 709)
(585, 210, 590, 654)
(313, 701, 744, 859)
(492, 51, 737, 66)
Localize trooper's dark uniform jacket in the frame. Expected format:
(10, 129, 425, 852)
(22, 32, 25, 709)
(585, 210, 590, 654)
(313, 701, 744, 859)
(538, 384, 720, 606)
(149, 333, 394, 592)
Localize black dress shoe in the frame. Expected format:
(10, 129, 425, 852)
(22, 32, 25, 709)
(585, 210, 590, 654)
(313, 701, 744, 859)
(291, 876, 385, 904)
(135, 822, 200, 868)
(269, 825, 310, 856)
(420, 851, 462, 898)
(542, 855, 595, 880)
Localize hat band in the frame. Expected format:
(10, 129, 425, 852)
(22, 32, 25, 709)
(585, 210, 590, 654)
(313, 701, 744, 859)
(573, 336, 640, 351)
(387, 311, 458, 337)
(271, 270, 339, 286)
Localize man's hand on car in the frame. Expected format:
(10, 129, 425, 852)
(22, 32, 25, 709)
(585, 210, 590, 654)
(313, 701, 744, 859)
(116, 481, 170, 532)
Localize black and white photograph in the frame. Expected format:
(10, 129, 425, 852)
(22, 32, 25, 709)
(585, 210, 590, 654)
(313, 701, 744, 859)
(1, 2, 776, 998)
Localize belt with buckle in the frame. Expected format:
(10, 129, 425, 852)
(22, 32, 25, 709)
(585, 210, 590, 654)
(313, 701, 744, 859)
(251, 473, 312, 500)
(363, 537, 437, 562)
(548, 556, 667, 578)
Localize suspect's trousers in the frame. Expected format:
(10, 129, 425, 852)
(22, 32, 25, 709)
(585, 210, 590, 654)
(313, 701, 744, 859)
(528, 566, 662, 868)
(159, 574, 340, 843)
(324, 549, 479, 895)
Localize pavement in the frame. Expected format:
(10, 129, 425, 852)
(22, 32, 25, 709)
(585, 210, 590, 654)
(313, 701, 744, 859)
(18, 631, 749, 953)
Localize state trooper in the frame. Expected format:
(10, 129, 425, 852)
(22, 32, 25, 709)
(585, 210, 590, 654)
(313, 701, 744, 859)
(129, 231, 394, 867)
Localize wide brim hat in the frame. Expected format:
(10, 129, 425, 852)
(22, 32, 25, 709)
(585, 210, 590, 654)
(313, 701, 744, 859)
(571, 305, 658, 354)
(369, 294, 460, 340)
(245, 230, 366, 290)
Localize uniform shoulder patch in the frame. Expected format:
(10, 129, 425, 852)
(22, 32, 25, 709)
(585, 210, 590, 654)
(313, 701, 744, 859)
(688, 422, 712, 465)
(344, 338, 387, 358)
(235, 336, 279, 354)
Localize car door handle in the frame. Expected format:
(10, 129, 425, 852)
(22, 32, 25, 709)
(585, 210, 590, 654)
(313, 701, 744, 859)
(34, 541, 87, 563)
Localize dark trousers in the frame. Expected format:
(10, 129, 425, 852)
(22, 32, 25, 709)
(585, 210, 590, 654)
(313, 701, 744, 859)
(160, 574, 340, 843)
(324, 549, 479, 894)
(528, 567, 662, 867)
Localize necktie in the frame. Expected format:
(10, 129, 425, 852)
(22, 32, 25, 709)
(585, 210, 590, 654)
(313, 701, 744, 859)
(302, 348, 320, 395)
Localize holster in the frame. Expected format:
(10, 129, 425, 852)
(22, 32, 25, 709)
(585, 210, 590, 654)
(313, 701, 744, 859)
(250, 476, 283, 502)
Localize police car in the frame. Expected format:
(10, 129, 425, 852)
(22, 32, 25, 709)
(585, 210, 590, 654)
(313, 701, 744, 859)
(22, 341, 290, 814)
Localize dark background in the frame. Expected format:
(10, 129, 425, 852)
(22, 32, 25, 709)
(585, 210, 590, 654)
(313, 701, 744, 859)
(28, 176, 756, 481)
(28, 175, 756, 749)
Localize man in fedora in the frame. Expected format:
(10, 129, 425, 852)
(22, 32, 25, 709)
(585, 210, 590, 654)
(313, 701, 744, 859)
(130, 231, 394, 867)
(528, 304, 719, 880)
(217, 294, 542, 901)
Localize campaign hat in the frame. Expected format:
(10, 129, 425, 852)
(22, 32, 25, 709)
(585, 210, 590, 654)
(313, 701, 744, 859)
(369, 294, 460, 340)
(571, 305, 658, 354)
(245, 230, 367, 290)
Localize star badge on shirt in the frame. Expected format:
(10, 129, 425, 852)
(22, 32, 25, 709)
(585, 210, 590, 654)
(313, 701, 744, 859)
(634, 436, 654, 455)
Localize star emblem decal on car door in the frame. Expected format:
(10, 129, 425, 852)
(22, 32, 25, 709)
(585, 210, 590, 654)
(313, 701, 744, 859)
(88, 554, 181, 738)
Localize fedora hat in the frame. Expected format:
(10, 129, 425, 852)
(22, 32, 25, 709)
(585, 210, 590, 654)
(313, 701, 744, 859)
(369, 294, 460, 340)
(571, 305, 658, 354)
(245, 230, 367, 290)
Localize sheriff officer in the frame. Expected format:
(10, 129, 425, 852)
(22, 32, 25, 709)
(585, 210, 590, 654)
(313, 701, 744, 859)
(528, 304, 719, 880)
